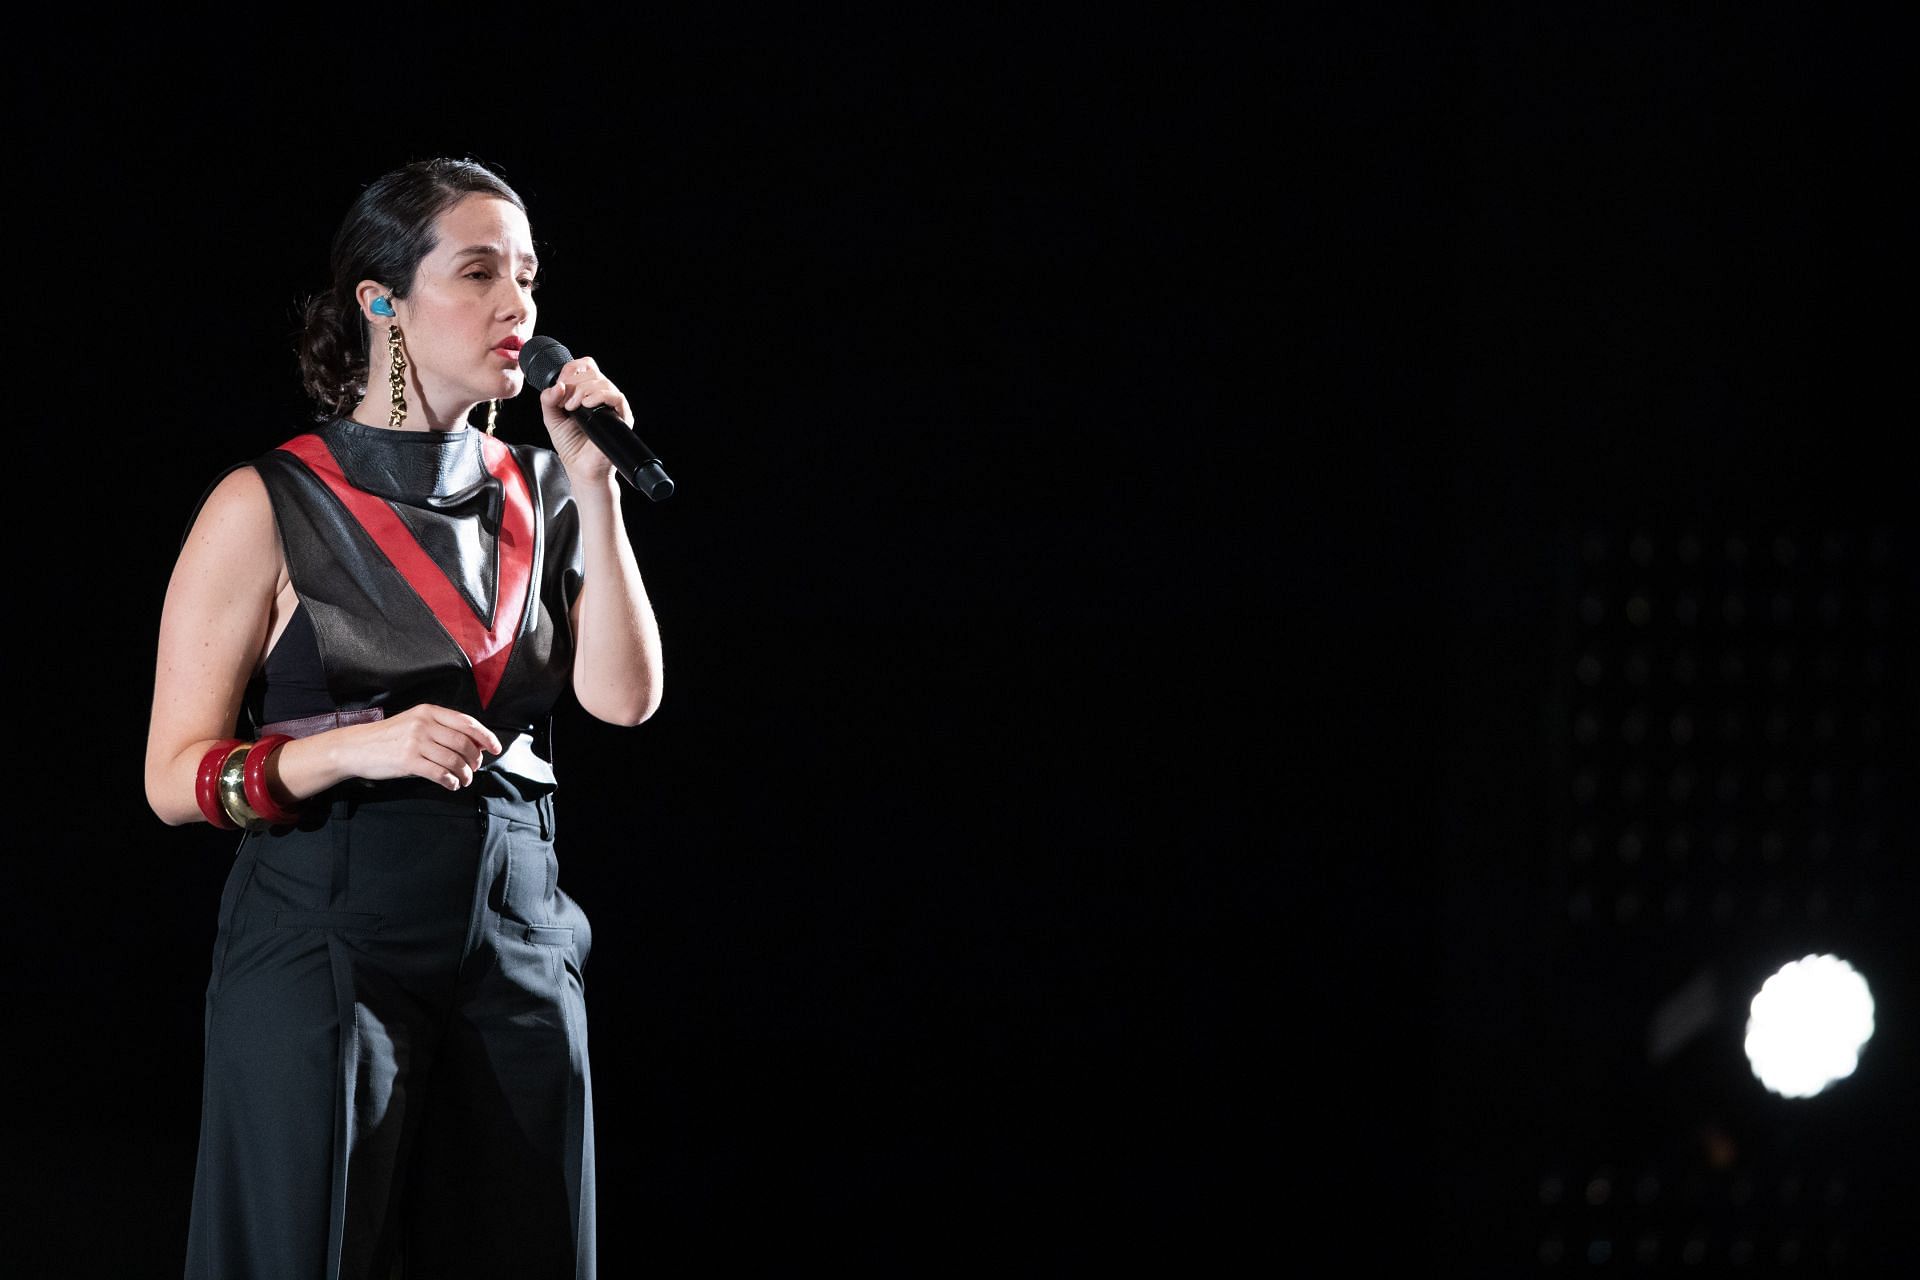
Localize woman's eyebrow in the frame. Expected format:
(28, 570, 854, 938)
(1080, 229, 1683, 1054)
(452, 243, 540, 271)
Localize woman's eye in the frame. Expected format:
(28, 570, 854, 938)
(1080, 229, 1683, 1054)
(466, 270, 490, 281)
(520, 278, 540, 292)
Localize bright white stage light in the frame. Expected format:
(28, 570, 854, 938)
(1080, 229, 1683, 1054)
(1743, 954, 1875, 1099)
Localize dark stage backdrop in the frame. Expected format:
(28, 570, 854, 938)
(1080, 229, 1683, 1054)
(6, 8, 1914, 1273)
(10, 16, 1287, 1274)
(1431, 7, 1918, 1272)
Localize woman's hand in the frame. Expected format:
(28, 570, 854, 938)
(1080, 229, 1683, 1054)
(280, 704, 505, 795)
(538, 355, 632, 490)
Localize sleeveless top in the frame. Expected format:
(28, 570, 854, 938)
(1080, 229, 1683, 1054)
(193, 417, 586, 792)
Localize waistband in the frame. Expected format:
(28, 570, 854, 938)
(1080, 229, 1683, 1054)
(317, 774, 556, 836)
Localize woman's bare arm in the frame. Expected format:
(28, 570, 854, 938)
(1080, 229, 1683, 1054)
(567, 471, 664, 727)
(144, 467, 282, 825)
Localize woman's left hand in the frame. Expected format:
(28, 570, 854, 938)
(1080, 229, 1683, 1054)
(538, 355, 632, 489)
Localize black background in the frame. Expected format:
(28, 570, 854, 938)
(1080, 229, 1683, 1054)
(7, 7, 1913, 1272)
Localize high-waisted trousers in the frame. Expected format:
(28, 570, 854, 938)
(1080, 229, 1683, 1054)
(184, 779, 596, 1279)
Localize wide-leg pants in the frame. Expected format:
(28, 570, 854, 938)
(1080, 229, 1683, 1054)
(185, 780, 595, 1279)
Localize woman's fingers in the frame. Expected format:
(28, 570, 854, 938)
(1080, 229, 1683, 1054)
(549, 357, 632, 423)
(415, 739, 476, 789)
(426, 707, 504, 757)
(396, 706, 506, 788)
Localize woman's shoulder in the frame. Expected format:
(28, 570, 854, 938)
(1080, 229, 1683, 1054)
(178, 419, 328, 539)
(190, 459, 271, 518)
(193, 424, 332, 503)
(179, 462, 277, 556)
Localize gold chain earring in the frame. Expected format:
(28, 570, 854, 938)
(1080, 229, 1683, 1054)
(386, 324, 408, 428)
(486, 399, 498, 435)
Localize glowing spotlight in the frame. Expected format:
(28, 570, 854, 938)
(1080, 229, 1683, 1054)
(1743, 955, 1875, 1099)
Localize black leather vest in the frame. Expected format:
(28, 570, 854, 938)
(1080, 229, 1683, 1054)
(236, 418, 584, 789)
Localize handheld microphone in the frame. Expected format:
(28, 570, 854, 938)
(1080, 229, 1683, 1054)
(518, 336, 675, 502)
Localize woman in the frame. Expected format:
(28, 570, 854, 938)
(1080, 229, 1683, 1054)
(146, 157, 662, 1277)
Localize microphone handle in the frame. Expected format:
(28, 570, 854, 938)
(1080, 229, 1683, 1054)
(575, 406, 675, 502)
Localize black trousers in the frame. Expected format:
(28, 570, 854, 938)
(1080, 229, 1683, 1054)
(185, 779, 596, 1279)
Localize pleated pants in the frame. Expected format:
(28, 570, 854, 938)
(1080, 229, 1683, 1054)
(185, 779, 596, 1279)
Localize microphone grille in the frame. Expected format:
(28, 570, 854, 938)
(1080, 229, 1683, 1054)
(518, 335, 573, 390)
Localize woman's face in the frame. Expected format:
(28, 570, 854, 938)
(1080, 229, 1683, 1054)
(377, 194, 538, 416)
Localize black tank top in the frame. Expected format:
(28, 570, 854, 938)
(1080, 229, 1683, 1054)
(257, 602, 333, 726)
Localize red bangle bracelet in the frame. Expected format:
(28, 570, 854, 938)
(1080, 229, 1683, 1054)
(243, 734, 302, 825)
(196, 738, 246, 830)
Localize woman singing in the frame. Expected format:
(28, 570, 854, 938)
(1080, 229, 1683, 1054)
(145, 156, 662, 1277)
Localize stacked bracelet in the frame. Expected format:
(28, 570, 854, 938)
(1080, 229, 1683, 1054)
(243, 735, 301, 825)
(195, 738, 246, 830)
(195, 735, 306, 831)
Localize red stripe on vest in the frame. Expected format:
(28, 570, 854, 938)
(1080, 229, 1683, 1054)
(278, 432, 536, 709)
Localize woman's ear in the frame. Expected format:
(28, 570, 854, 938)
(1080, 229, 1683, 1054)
(354, 280, 396, 323)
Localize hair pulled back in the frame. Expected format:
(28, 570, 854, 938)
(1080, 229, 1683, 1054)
(298, 158, 527, 419)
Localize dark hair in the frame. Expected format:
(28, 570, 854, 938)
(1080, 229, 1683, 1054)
(297, 158, 527, 418)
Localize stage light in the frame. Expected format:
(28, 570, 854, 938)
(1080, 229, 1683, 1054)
(1742, 955, 1876, 1099)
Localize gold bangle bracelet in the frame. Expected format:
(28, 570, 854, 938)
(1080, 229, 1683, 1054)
(216, 742, 268, 831)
